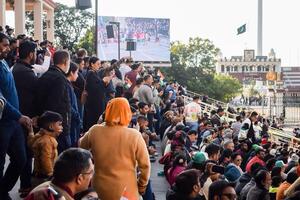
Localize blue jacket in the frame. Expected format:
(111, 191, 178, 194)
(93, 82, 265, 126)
(0, 59, 21, 122)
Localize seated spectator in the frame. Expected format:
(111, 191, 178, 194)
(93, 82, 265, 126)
(246, 170, 272, 200)
(228, 152, 243, 174)
(245, 146, 266, 173)
(224, 164, 242, 183)
(186, 152, 207, 173)
(166, 169, 202, 200)
(269, 176, 282, 200)
(276, 172, 298, 200)
(205, 143, 221, 162)
(274, 160, 287, 180)
(27, 111, 63, 187)
(208, 180, 236, 200)
(167, 153, 187, 186)
(74, 188, 99, 200)
(236, 162, 263, 195)
(185, 130, 198, 153)
(25, 148, 94, 200)
(285, 154, 299, 173)
(219, 149, 233, 167)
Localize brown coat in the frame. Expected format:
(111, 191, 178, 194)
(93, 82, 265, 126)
(28, 132, 58, 176)
(80, 125, 150, 200)
(28, 181, 73, 200)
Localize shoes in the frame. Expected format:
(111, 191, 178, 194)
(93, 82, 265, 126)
(150, 155, 156, 163)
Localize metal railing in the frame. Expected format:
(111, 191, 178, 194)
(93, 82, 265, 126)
(185, 90, 228, 109)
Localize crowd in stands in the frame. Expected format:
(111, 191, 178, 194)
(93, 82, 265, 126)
(1, 26, 300, 200)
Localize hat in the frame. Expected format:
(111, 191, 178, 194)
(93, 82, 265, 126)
(192, 152, 207, 164)
(269, 149, 277, 157)
(291, 154, 299, 163)
(252, 144, 264, 153)
(275, 160, 285, 168)
(225, 165, 241, 183)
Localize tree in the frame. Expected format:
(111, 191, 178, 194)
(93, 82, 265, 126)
(162, 37, 242, 102)
(76, 26, 96, 55)
(210, 74, 242, 102)
(54, 3, 94, 51)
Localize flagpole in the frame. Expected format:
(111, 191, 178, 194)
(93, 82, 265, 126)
(257, 0, 263, 56)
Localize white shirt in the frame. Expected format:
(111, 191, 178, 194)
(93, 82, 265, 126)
(32, 56, 51, 75)
(119, 63, 131, 81)
(184, 101, 202, 123)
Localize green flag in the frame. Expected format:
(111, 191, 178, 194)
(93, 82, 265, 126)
(237, 24, 246, 35)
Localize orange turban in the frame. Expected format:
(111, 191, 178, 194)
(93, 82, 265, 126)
(105, 97, 132, 126)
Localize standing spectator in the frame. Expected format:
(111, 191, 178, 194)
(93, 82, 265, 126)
(27, 111, 63, 188)
(240, 111, 259, 143)
(119, 57, 133, 80)
(12, 40, 39, 197)
(164, 81, 177, 103)
(231, 116, 242, 138)
(125, 62, 143, 95)
(83, 57, 113, 132)
(80, 98, 150, 200)
(25, 148, 94, 200)
(66, 62, 81, 147)
(0, 32, 31, 200)
(36, 50, 71, 153)
(73, 57, 86, 124)
(5, 38, 18, 67)
(184, 95, 202, 131)
(137, 74, 155, 105)
(0, 91, 5, 120)
(246, 170, 272, 200)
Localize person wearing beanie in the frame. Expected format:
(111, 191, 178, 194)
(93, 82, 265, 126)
(275, 160, 287, 180)
(186, 152, 207, 172)
(245, 146, 266, 173)
(285, 154, 299, 173)
(225, 164, 242, 183)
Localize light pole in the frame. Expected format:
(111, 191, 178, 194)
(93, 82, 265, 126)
(95, 0, 98, 56)
(109, 21, 120, 60)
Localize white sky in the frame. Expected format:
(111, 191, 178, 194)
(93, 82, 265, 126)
(6, 0, 300, 66)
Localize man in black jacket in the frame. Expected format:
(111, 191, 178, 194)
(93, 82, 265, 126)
(36, 50, 71, 153)
(12, 40, 38, 196)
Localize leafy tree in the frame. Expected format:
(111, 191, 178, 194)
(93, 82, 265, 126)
(54, 3, 94, 51)
(76, 26, 96, 55)
(162, 37, 242, 102)
(25, 11, 47, 40)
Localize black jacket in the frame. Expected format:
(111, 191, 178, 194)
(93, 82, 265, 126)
(235, 172, 252, 194)
(36, 66, 71, 134)
(12, 60, 38, 118)
(246, 185, 270, 200)
(166, 188, 204, 200)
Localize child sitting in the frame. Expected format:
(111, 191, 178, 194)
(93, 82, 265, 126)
(137, 115, 157, 161)
(28, 111, 63, 187)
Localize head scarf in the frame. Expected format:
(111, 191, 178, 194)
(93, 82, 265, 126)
(105, 97, 132, 126)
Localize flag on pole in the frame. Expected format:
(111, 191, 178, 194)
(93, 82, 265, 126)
(237, 24, 246, 35)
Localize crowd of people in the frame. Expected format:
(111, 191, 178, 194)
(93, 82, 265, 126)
(1, 27, 300, 200)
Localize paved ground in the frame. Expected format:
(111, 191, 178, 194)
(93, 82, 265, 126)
(7, 141, 169, 200)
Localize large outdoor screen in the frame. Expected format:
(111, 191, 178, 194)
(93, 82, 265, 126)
(97, 16, 170, 62)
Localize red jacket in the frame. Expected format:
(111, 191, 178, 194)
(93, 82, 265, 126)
(246, 155, 266, 173)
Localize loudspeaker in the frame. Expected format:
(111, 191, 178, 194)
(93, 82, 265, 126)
(106, 25, 114, 39)
(126, 41, 136, 51)
(76, 0, 92, 10)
